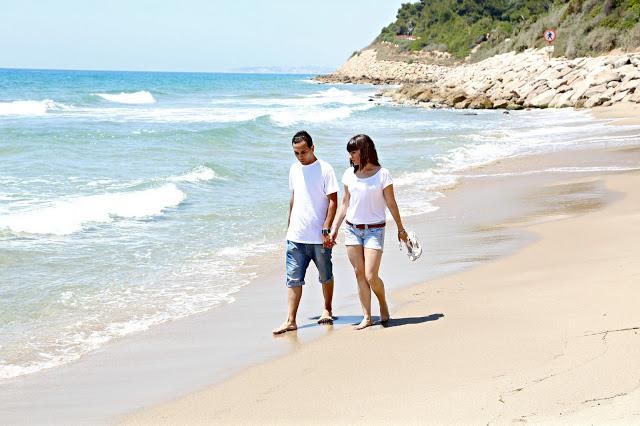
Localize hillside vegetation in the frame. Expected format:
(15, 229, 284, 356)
(377, 0, 640, 60)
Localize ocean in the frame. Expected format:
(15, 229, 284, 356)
(0, 68, 637, 381)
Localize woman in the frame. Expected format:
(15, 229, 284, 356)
(330, 134, 408, 330)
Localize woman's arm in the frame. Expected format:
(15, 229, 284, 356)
(329, 185, 350, 243)
(383, 184, 408, 242)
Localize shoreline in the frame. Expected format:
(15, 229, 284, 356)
(2, 109, 639, 424)
(123, 112, 640, 423)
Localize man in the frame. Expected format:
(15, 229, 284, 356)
(273, 130, 338, 335)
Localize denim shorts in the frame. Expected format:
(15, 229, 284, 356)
(344, 224, 385, 250)
(285, 241, 333, 287)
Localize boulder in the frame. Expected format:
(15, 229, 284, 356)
(447, 91, 468, 105)
(618, 78, 639, 93)
(584, 84, 608, 98)
(549, 90, 575, 108)
(548, 78, 566, 89)
(617, 64, 638, 78)
(416, 89, 434, 102)
(492, 98, 510, 108)
(592, 70, 621, 86)
(538, 68, 561, 81)
(566, 72, 584, 86)
(584, 93, 611, 108)
(454, 99, 472, 109)
(468, 96, 494, 109)
(524, 83, 551, 104)
(529, 89, 557, 108)
(611, 90, 629, 103)
(613, 56, 631, 68)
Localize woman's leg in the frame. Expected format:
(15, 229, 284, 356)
(364, 248, 390, 322)
(346, 245, 373, 329)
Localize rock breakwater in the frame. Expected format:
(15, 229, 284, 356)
(315, 48, 640, 109)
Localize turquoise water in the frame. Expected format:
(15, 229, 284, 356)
(1, 69, 636, 380)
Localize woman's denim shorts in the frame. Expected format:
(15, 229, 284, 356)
(344, 224, 385, 250)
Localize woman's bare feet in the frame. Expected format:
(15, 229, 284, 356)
(272, 321, 297, 335)
(380, 304, 390, 324)
(354, 318, 374, 330)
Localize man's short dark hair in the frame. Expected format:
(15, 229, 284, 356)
(292, 130, 313, 148)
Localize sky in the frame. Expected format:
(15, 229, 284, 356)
(0, 0, 406, 72)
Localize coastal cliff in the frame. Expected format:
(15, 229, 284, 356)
(315, 47, 640, 109)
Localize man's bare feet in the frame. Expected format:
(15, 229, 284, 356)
(317, 309, 334, 325)
(272, 321, 297, 335)
(354, 318, 374, 330)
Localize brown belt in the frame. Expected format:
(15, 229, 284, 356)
(346, 220, 386, 230)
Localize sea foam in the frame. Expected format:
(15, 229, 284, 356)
(0, 99, 56, 116)
(269, 104, 375, 126)
(0, 183, 185, 235)
(168, 166, 224, 183)
(96, 91, 156, 104)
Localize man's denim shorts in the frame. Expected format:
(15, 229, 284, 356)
(344, 224, 385, 250)
(285, 241, 333, 287)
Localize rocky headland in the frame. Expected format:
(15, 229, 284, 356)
(315, 48, 640, 109)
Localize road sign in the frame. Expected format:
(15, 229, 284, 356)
(544, 29, 556, 43)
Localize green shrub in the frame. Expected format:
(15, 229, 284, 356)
(375, 0, 640, 61)
(585, 26, 620, 52)
(624, 21, 640, 49)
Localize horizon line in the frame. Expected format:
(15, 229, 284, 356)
(0, 65, 333, 75)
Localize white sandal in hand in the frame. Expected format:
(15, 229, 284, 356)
(399, 230, 422, 261)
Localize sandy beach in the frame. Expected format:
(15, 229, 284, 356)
(1, 106, 637, 425)
(124, 108, 640, 425)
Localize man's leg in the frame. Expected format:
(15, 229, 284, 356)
(273, 241, 309, 335)
(318, 278, 334, 324)
(313, 245, 334, 324)
(273, 285, 302, 334)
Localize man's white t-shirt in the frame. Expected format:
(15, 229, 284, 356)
(342, 167, 393, 225)
(287, 159, 339, 244)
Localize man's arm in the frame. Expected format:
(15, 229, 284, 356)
(287, 192, 294, 228)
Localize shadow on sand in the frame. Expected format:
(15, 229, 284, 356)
(304, 313, 445, 329)
(381, 313, 444, 328)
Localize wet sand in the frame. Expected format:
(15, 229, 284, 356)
(124, 122, 640, 422)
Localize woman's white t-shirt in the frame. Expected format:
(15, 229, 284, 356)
(342, 167, 393, 225)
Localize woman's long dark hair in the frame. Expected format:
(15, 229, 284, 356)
(347, 134, 380, 172)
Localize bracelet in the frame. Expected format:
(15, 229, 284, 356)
(399, 229, 407, 234)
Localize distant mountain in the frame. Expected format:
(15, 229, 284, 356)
(228, 66, 335, 75)
(375, 0, 640, 60)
